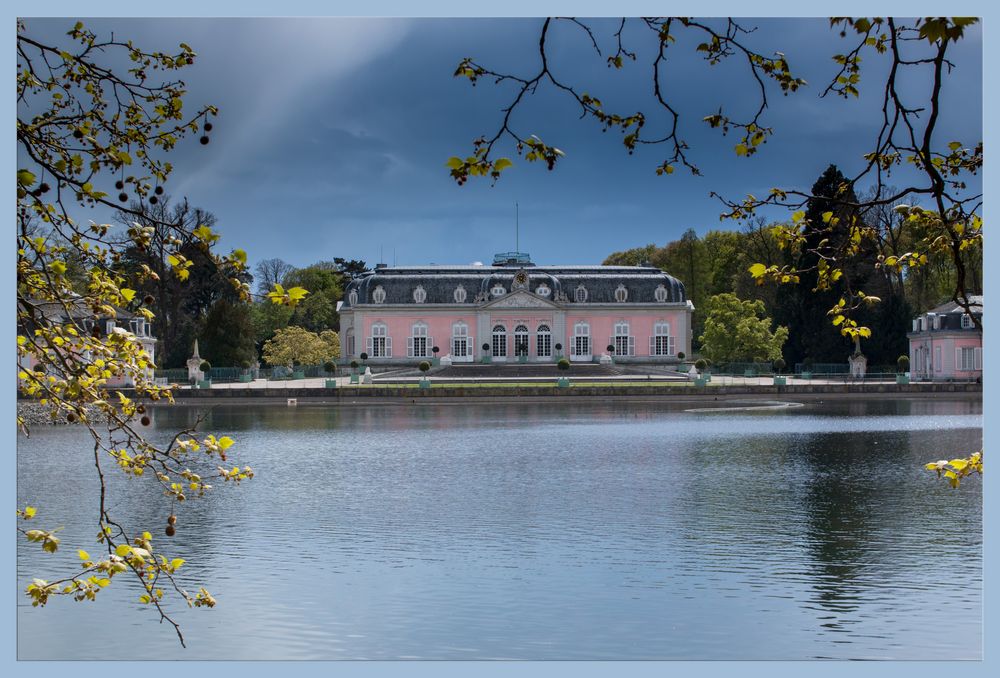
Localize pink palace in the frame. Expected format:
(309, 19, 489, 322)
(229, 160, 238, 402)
(338, 252, 694, 365)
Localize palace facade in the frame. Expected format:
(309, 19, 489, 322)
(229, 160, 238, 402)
(339, 252, 693, 365)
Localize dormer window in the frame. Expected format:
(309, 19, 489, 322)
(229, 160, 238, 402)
(654, 284, 668, 303)
(614, 284, 628, 303)
(535, 284, 551, 297)
(372, 285, 386, 304)
(454, 285, 467, 303)
(491, 284, 506, 297)
(348, 289, 358, 306)
(961, 313, 974, 329)
(575, 285, 588, 303)
(413, 285, 427, 303)
(105, 320, 116, 334)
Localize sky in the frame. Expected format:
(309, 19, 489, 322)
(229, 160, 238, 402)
(18, 16, 983, 273)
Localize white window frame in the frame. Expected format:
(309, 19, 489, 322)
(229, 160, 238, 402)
(346, 328, 355, 357)
(654, 285, 668, 303)
(372, 286, 386, 304)
(491, 285, 506, 297)
(956, 346, 981, 371)
(535, 284, 551, 297)
(451, 322, 472, 361)
(536, 324, 552, 358)
(651, 321, 675, 357)
(413, 286, 427, 304)
(492, 324, 508, 359)
(612, 321, 633, 357)
(575, 286, 588, 303)
(348, 289, 358, 306)
(368, 323, 391, 358)
(934, 345, 942, 372)
(961, 313, 974, 329)
(454, 285, 467, 303)
(514, 324, 529, 357)
(105, 320, 116, 334)
(571, 321, 591, 360)
(408, 322, 430, 358)
(614, 284, 628, 303)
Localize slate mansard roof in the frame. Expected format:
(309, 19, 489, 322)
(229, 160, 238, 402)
(341, 261, 687, 308)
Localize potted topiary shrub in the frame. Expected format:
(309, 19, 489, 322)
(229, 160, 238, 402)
(360, 352, 369, 369)
(349, 359, 360, 384)
(292, 359, 305, 380)
(238, 360, 253, 383)
(554, 342, 563, 358)
(801, 357, 814, 380)
(418, 360, 431, 388)
(896, 355, 910, 385)
(676, 351, 686, 371)
(482, 342, 492, 364)
(324, 361, 338, 389)
(432, 345, 440, 366)
(694, 359, 708, 387)
(773, 358, 787, 386)
(198, 360, 212, 388)
(557, 357, 571, 387)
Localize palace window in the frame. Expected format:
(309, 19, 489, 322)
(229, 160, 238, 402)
(346, 327, 355, 357)
(514, 325, 529, 357)
(413, 286, 427, 304)
(957, 347, 982, 371)
(575, 285, 588, 303)
(491, 284, 507, 297)
(368, 323, 391, 358)
(105, 320, 116, 334)
(571, 321, 591, 358)
(613, 321, 633, 356)
(452, 322, 471, 358)
(492, 324, 507, 358)
(408, 322, 430, 358)
(654, 284, 669, 303)
(348, 289, 358, 306)
(536, 324, 552, 358)
(372, 286, 386, 304)
(454, 285, 467, 303)
(651, 321, 675, 356)
(536, 284, 551, 297)
(961, 313, 974, 329)
(614, 284, 628, 303)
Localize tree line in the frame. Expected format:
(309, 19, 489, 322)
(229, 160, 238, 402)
(604, 165, 983, 367)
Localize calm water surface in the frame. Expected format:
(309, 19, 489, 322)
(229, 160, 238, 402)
(16, 398, 982, 660)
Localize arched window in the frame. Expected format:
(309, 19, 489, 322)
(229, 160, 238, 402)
(535, 284, 551, 297)
(368, 322, 391, 358)
(613, 321, 633, 356)
(514, 324, 529, 357)
(408, 322, 430, 358)
(614, 284, 628, 303)
(572, 321, 590, 358)
(348, 289, 358, 306)
(492, 324, 507, 358)
(372, 285, 386, 304)
(413, 286, 427, 304)
(491, 284, 506, 297)
(536, 324, 552, 358)
(651, 321, 675, 357)
(454, 285, 467, 303)
(575, 285, 588, 303)
(654, 284, 668, 303)
(452, 322, 471, 359)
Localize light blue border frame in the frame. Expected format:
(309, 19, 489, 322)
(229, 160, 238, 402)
(6, 1, 994, 676)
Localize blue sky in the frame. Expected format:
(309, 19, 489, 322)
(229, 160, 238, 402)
(19, 16, 983, 271)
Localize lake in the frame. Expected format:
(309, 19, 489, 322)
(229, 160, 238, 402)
(16, 397, 983, 660)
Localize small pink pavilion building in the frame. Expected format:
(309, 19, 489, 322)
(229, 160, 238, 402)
(338, 252, 693, 365)
(907, 295, 982, 381)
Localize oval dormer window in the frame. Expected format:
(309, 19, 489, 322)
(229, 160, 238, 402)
(454, 285, 467, 303)
(413, 285, 427, 303)
(614, 284, 628, 303)
(491, 284, 506, 297)
(575, 285, 588, 303)
(348, 289, 358, 306)
(654, 284, 668, 303)
(535, 284, 551, 297)
(372, 285, 386, 304)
